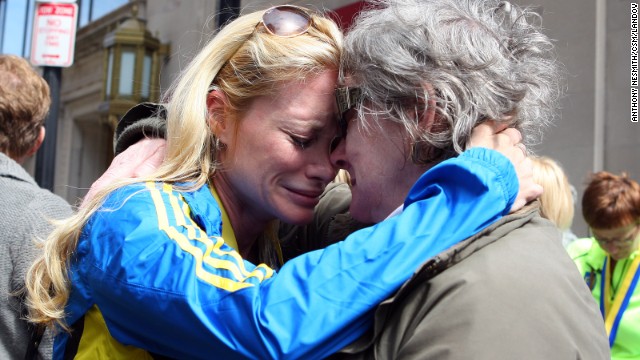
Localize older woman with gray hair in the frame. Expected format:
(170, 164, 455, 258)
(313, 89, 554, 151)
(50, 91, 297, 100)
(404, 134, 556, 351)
(328, 0, 610, 358)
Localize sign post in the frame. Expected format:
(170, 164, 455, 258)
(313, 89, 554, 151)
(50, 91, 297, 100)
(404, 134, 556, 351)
(30, 1, 77, 191)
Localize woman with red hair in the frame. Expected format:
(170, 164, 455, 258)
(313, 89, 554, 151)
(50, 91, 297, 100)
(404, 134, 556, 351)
(568, 171, 640, 360)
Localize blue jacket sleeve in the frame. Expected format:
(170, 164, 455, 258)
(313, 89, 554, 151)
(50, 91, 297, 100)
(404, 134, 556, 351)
(77, 147, 517, 360)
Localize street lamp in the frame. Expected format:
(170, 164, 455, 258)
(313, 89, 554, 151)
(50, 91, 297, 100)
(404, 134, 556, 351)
(100, 4, 166, 129)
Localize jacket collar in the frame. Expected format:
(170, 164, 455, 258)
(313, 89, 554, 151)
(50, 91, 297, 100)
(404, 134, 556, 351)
(0, 152, 37, 186)
(176, 182, 224, 237)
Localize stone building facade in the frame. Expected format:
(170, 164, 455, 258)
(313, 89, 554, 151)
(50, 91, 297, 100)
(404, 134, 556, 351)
(51, 0, 639, 236)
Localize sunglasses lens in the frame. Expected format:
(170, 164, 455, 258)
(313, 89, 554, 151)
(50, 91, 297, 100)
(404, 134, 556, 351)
(335, 87, 362, 115)
(262, 6, 312, 37)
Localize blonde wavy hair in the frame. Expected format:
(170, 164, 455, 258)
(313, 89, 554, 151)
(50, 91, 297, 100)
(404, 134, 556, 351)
(25, 6, 343, 331)
(531, 156, 575, 231)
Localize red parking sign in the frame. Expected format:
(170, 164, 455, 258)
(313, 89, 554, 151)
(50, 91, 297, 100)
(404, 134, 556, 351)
(30, 2, 78, 67)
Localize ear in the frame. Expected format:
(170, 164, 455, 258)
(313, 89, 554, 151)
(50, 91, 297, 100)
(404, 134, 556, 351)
(15, 126, 45, 164)
(26, 126, 45, 157)
(410, 83, 451, 165)
(206, 89, 232, 145)
(418, 82, 438, 131)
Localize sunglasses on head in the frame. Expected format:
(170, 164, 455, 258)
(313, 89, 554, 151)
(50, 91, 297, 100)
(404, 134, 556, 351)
(211, 5, 314, 89)
(258, 5, 314, 37)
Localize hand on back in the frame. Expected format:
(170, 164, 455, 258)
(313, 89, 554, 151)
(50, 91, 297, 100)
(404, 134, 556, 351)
(81, 138, 167, 207)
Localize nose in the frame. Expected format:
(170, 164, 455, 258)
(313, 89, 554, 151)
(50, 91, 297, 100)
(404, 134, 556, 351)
(307, 146, 338, 184)
(330, 137, 347, 169)
(601, 242, 619, 255)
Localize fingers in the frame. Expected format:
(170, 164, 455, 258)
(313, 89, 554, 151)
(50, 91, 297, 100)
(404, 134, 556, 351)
(130, 139, 166, 177)
(502, 140, 527, 165)
(467, 123, 524, 158)
(469, 122, 493, 142)
(467, 120, 512, 148)
(509, 156, 543, 213)
(467, 122, 541, 213)
(485, 119, 509, 134)
(510, 183, 543, 213)
(500, 127, 523, 146)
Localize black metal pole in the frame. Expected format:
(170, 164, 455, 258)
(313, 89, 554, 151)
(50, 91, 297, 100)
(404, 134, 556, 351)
(0, 0, 7, 52)
(218, 0, 240, 28)
(76, 0, 82, 28)
(35, 66, 61, 191)
(22, 0, 32, 57)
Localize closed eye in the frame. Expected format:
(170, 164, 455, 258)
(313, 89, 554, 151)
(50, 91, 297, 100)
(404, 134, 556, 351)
(290, 135, 313, 149)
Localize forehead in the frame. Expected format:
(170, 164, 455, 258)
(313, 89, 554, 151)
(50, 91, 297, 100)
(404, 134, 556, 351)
(286, 75, 335, 111)
(276, 70, 337, 101)
(247, 71, 339, 128)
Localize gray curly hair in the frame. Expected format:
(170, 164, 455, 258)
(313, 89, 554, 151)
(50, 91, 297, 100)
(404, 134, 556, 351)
(342, 0, 563, 164)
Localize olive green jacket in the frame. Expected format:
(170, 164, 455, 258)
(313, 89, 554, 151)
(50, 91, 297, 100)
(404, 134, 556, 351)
(332, 203, 611, 360)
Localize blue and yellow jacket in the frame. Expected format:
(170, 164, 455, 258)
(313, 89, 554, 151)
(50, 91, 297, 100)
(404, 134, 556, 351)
(58, 148, 517, 360)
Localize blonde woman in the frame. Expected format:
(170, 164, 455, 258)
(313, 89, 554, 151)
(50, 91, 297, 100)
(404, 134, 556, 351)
(25, 5, 532, 359)
(531, 156, 578, 247)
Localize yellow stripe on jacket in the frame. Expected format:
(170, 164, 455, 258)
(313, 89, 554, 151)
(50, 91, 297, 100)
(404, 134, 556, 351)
(146, 182, 272, 291)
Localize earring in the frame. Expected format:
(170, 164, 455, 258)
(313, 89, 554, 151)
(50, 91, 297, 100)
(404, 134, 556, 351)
(214, 137, 226, 150)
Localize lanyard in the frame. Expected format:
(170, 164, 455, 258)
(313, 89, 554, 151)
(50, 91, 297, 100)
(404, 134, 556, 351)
(600, 254, 640, 347)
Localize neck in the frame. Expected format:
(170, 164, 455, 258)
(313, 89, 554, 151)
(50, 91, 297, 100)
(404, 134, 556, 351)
(212, 175, 269, 262)
(372, 162, 431, 223)
(3, 151, 26, 164)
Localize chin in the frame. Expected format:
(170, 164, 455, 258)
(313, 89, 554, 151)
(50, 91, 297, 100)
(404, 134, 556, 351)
(349, 205, 374, 224)
(279, 209, 314, 226)
(611, 253, 630, 261)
